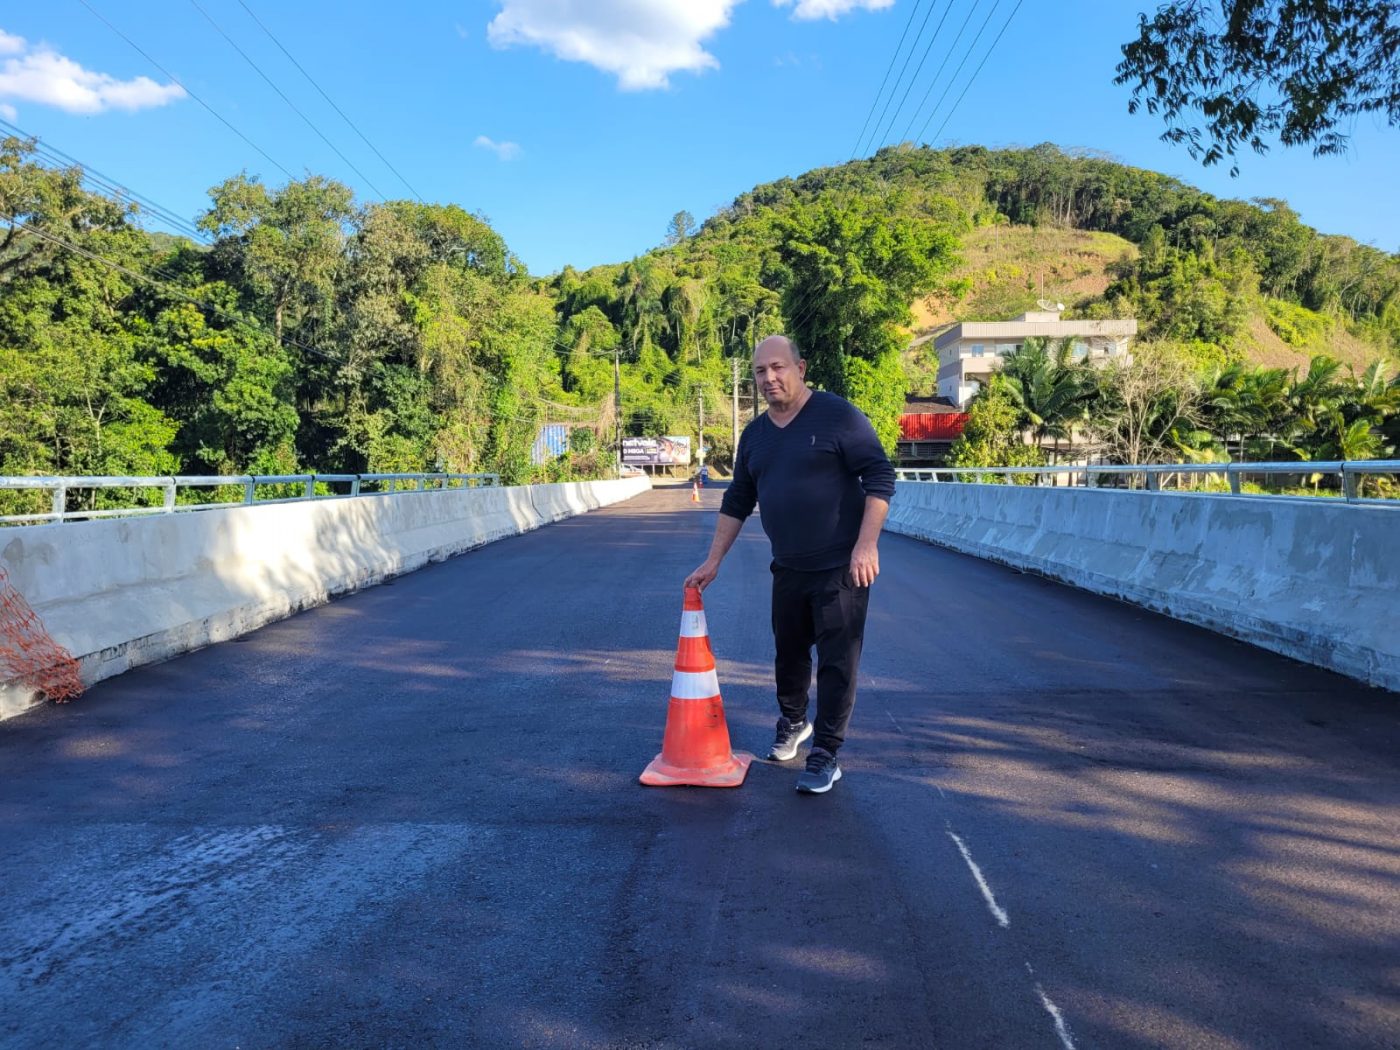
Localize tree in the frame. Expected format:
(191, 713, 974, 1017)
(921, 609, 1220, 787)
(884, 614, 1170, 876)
(617, 258, 666, 357)
(1202, 363, 1290, 460)
(947, 374, 1047, 475)
(1284, 354, 1348, 456)
(0, 136, 131, 282)
(1091, 348, 1207, 467)
(0, 139, 181, 501)
(199, 173, 355, 343)
(997, 339, 1097, 460)
(665, 210, 697, 246)
(139, 291, 299, 474)
(777, 192, 957, 450)
(1117, 2, 1400, 174)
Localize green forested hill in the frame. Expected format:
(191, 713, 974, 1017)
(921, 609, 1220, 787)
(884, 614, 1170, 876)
(1, 138, 1396, 514)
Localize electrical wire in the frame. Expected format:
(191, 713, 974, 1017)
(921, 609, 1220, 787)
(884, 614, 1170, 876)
(234, 0, 425, 202)
(4, 217, 346, 364)
(853, 0, 940, 160)
(76, 0, 297, 181)
(869, 0, 960, 151)
(187, 0, 388, 200)
(791, 0, 1023, 343)
(849, 0, 928, 160)
(792, 3, 958, 338)
(915, 0, 1023, 144)
(893, 0, 989, 146)
(1, 118, 209, 243)
(7, 218, 571, 436)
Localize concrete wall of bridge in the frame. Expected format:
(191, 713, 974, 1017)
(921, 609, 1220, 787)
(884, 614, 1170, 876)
(885, 482, 1399, 692)
(0, 477, 650, 720)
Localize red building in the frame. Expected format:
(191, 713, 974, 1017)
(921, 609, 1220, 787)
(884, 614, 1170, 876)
(898, 397, 967, 465)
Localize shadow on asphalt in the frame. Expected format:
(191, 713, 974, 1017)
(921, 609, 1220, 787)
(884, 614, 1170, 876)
(0, 484, 1395, 1048)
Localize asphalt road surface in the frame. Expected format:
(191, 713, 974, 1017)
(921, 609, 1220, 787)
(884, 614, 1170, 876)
(1, 483, 1396, 1049)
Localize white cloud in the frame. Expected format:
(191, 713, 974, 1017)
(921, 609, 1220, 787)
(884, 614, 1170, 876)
(474, 135, 522, 161)
(0, 29, 185, 115)
(774, 0, 894, 20)
(487, 0, 741, 91)
(0, 102, 15, 121)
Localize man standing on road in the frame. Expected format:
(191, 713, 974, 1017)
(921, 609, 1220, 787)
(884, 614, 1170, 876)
(684, 335, 895, 794)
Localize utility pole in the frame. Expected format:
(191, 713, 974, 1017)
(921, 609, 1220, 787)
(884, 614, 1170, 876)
(613, 345, 622, 478)
(697, 390, 705, 472)
(731, 355, 740, 463)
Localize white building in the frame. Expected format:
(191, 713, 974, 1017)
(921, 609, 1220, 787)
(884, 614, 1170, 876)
(934, 308, 1138, 408)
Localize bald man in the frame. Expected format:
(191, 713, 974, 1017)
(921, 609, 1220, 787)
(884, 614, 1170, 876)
(685, 335, 895, 794)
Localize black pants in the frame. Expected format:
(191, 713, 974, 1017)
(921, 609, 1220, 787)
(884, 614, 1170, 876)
(771, 563, 871, 755)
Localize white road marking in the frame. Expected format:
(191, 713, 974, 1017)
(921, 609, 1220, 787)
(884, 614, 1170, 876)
(945, 825, 1009, 928)
(1026, 965, 1077, 1050)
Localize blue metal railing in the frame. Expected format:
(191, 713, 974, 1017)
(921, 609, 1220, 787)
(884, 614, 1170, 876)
(0, 472, 501, 525)
(895, 460, 1398, 504)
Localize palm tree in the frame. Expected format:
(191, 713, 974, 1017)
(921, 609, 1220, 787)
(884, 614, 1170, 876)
(1380, 364, 1400, 457)
(617, 260, 666, 359)
(1330, 415, 1384, 461)
(1285, 355, 1347, 459)
(998, 339, 1096, 464)
(1208, 364, 1293, 460)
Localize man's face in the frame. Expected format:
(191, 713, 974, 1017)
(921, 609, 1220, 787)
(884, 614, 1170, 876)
(753, 341, 807, 408)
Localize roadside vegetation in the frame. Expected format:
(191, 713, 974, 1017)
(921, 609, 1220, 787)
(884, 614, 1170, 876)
(2, 138, 1397, 517)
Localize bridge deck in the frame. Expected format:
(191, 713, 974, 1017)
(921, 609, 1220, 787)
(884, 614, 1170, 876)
(1, 485, 1396, 1048)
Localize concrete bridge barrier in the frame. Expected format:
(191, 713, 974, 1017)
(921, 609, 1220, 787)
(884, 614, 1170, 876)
(0, 477, 650, 719)
(886, 481, 1400, 692)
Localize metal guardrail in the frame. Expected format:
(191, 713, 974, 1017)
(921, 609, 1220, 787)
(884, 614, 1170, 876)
(0, 472, 501, 525)
(895, 460, 1400, 504)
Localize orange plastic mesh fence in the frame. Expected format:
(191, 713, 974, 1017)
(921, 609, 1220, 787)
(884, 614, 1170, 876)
(0, 565, 84, 703)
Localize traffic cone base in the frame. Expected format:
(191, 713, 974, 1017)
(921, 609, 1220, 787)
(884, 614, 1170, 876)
(640, 746, 753, 787)
(640, 587, 754, 788)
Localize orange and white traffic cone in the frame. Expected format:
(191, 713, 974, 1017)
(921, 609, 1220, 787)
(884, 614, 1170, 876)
(640, 587, 754, 788)
(691, 482, 701, 503)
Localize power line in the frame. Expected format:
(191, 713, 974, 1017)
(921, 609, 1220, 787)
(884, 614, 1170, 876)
(3, 216, 346, 364)
(187, 0, 388, 200)
(781, 4, 961, 340)
(849, 0, 928, 160)
(870, 0, 960, 151)
(0, 118, 209, 243)
(894, 0, 988, 147)
(794, 0, 1022, 336)
(797, 5, 965, 331)
(916, 0, 1024, 145)
(6, 222, 587, 436)
(234, 0, 425, 202)
(76, 0, 297, 182)
(854, 0, 941, 159)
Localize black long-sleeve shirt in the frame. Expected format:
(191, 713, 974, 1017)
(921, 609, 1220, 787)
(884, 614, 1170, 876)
(720, 391, 896, 571)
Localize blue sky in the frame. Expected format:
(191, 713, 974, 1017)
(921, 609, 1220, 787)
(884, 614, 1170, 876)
(3, 0, 1396, 275)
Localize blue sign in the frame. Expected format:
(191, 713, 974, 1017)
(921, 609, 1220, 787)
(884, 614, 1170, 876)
(530, 424, 570, 465)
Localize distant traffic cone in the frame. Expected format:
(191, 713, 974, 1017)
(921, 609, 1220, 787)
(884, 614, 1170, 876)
(691, 482, 701, 503)
(640, 588, 754, 788)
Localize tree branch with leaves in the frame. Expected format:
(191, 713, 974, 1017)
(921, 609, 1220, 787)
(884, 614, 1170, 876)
(1116, 1, 1400, 173)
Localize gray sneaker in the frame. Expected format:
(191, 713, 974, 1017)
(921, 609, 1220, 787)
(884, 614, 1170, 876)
(767, 717, 813, 761)
(796, 747, 842, 794)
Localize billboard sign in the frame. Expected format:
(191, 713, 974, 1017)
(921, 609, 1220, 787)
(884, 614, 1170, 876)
(621, 436, 691, 466)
